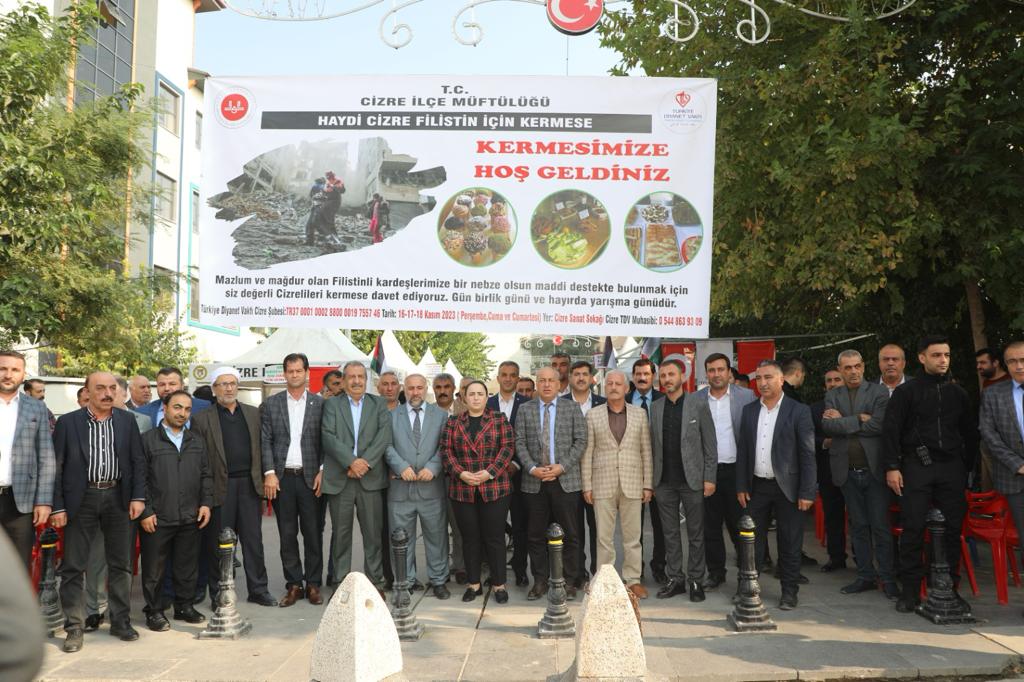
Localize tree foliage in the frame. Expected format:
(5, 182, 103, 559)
(600, 1, 1024, 352)
(351, 330, 495, 380)
(0, 3, 196, 373)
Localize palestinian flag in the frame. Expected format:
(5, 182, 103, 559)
(370, 334, 386, 374)
(600, 336, 617, 370)
(640, 337, 663, 365)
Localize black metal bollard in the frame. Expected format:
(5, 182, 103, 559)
(917, 508, 975, 624)
(390, 527, 424, 641)
(727, 515, 777, 632)
(199, 527, 252, 639)
(37, 527, 64, 637)
(538, 523, 575, 639)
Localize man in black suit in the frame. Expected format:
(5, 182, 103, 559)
(567, 360, 605, 584)
(51, 372, 146, 653)
(135, 366, 211, 427)
(261, 353, 326, 607)
(627, 358, 666, 584)
(486, 360, 530, 586)
(736, 360, 816, 610)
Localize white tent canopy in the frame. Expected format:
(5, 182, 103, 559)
(416, 348, 443, 381)
(228, 328, 368, 365)
(443, 358, 464, 386)
(379, 330, 416, 376)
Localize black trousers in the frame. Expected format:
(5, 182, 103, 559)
(899, 456, 967, 590)
(704, 462, 742, 578)
(275, 470, 323, 588)
(747, 477, 805, 594)
(525, 481, 580, 583)
(577, 497, 597, 577)
(508, 471, 530, 578)
(141, 522, 200, 613)
(451, 495, 511, 586)
(818, 471, 848, 564)
(318, 493, 335, 581)
(206, 477, 271, 599)
(0, 488, 34, 572)
(59, 486, 133, 629)
(641, 498, 666, 571)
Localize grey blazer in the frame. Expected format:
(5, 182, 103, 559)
(260, 390, 324, 491)
(649, 393, 718, 491)
(515, 396, 587, 494)
(321, 393, 392, 494)
(980, 380, 1024, 495)
(385, 402, 446, 502)
(695, 384, 757, 449)
(822, 382, 889, 485)
(6, 395, 56, 514)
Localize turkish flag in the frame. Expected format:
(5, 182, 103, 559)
(547, 0, 604, 35)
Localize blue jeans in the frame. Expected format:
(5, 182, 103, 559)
(841, 469, 895, 584)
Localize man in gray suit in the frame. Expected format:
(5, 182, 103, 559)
(322, 360, 392, 594)
(649, 359, 717, 601)
(0, 350, 55, 570)
(516, 366, 587, 601)
(698, 353, 757, 588)
(822, 350, 896, 599)
(261, 353, 325, 607)
(980, 340, 1024, 564)
(385, 374, 450, 600)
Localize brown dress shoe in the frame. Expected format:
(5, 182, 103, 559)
(628, 583, 649, 599)
(279, 585, 303, 608)
(306, 585, 324, 605)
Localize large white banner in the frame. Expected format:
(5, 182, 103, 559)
(200, 75, 717, 337)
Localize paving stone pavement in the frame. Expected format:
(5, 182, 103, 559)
(34, 514, 1024, 681)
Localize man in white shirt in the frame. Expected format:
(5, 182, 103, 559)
(551, 352, 572, 397)
(878, 344, 907, 396)
(697, 353, 756, 588)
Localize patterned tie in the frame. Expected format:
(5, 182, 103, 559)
(640, 394, 649, 414)
(412, 407, 422, 448)
(542, 402, 553, 466)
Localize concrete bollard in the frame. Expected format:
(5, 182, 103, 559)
(727, 515, 776, 632)
(199, 527, 252, 639)
(917, 508, 975, 624)
(538, 523, 575, 639)
(390, 527, 423, 641)
(37, 527, 64, 637)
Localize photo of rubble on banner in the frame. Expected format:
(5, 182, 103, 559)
(207, 137, 445, 269)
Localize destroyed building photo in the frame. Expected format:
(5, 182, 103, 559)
(208, 138, 446, 269)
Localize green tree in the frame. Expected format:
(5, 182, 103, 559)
(0, 3, 195, 370)
(351, 330, 495, 379)
(600, 1, 1024, 361)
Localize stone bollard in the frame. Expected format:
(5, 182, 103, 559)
(390, 527, 423, 641)
(727, 515, 777, 632)
(538, 523, 575, 639)
(37, 527, 64, 637)
(310, 572, 407, 682)
(917, 508, 975, 624)
(199, 527, 252, 639)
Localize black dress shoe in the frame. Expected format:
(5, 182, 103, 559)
(84, 613, 104, 632)
(820, 560, 847, 573)
(800, 552, 818, 566)
(109, 623, 139, 641)
(63, 628, 84, 653)
(146, 613, 170, 632)
(656, 579, 686, 599)
(527, 581, 548, 601)
(704, 573, 726, 589)
(493, 588, 509, 604)
(651, 565, 668, 585)
(797, 573, 809, 584)
(778, 592, 798, 610)
(515, 573, 530, 587)
(688, 580, 705, 602)
(432, 584, 451, 600)
(173, 606, 206, 624)
(895, 595, 920, 613)
(461, 586, 483, 602)
(247, 593, 278, 607)
(882, 583, 901, 600)
(841, 579, 876, 594)
(410, 580, 425, 592)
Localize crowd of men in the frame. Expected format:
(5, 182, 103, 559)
(1, 334, 1023, 655)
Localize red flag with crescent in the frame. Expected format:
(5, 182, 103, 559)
(546, 0, 604, 35)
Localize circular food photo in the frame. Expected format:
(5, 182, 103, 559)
(437, 188, 517, 267)
(530, 190, 611, 270)
(624, 192, 703, 273)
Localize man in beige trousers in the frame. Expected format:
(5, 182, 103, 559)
(581, 369, 654, 599)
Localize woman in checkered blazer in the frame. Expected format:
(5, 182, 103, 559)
(442, 380, 515, 604)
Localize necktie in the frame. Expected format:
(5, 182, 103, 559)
(640, 394, 648, 414)
(412, 407, 422, 448)
(542, 402, 553, 466)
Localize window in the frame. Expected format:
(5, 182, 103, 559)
(189, 275, 200, 322)
(191, 189, 200, 234)
(158, 83, 179, 135)
(74, 0, 135, 104)
(155, 172, 177, 222)
(195, 112, 203, 150)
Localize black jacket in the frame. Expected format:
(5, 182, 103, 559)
(882, 373, 979, 470)
(140, 427, 213, 525)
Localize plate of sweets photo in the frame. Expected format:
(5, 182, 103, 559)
(530, 190, 611, 270)
(437, 188, 517, 267)
(624, 192, 703, 273)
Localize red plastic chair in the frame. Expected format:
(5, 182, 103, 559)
(963, 491, 1019, 604)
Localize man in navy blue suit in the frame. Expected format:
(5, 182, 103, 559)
(135, 367, 212, 427)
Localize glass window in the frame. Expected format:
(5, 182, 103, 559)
(191, 189, 200, 234)
(157, 83, 179, 135)
(73, 0, 134, 104)
(189, 276, 200, 322)
(155, 172, 177, 222)
(195, 112, 203, 150)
